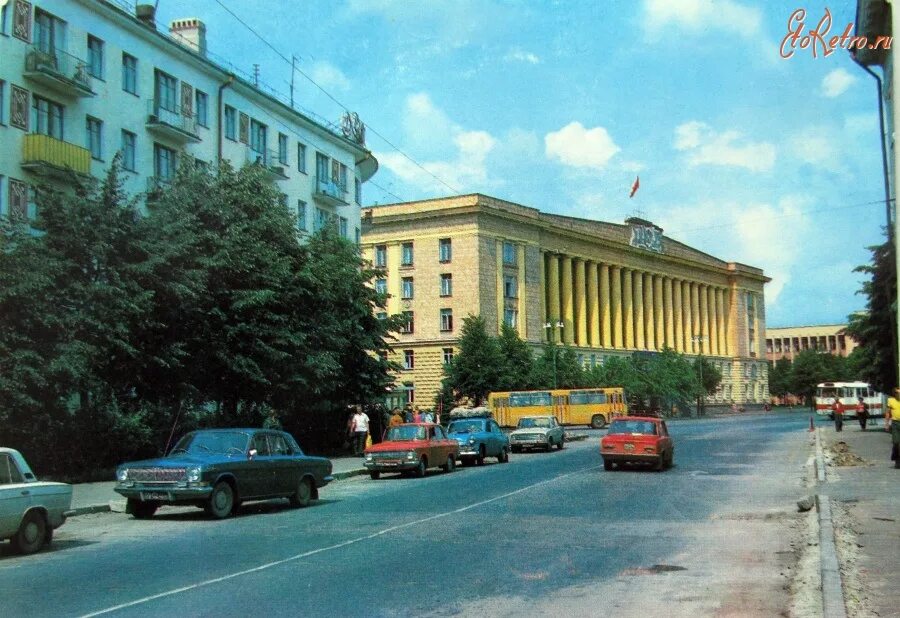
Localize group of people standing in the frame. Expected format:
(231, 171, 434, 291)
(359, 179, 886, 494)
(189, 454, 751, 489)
(833, 388, 900, 469)
(346, 404, 440, 456)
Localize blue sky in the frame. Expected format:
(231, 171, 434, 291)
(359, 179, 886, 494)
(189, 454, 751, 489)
(155, 0, 888, 328)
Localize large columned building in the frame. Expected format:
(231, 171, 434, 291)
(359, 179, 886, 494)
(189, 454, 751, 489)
(362, 194, 770, 407)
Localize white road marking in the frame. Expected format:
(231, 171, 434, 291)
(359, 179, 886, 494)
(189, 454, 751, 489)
(80, 464, 600, 617)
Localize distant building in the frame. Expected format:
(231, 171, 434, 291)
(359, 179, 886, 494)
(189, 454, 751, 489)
(362, 194, 770, 407)
(765, 324, 858, 365)
(0, 0, 377, 239)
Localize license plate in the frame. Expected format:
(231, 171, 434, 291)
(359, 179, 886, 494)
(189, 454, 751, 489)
(624, 443, 635, 452)
(381, 460, 401, 466)
(141, 491, 170, 501)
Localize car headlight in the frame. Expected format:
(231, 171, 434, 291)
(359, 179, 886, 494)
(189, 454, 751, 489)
(365, 453, 373, 462)
(186, 467, 201, 482)
(117, 468, 128, 482)
(468, 436, 476, 445)
(406, 451, 416, 460)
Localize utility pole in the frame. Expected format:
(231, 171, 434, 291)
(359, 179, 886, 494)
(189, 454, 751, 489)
(544, 321, 565, 389)
(290, 55, 297, 108)
(692, 335, 706, 417)
(252, 64, 260, 87)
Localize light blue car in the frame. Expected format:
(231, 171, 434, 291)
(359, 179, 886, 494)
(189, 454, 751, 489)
(446, 416, 510, 466)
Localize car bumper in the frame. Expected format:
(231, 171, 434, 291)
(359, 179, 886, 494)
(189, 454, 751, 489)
(114, 485, 214, 502)
(364, 460, 419, 472)
(602, 453, 660, 463)
(511, 439, 549, 448)
(458, 446, 482, 456)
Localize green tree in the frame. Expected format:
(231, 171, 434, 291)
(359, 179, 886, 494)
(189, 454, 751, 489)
(692, 355, 723, 415)
(846, 240, 897, 392)
(496, 323, 534, 391)
(445, 315, 503, 405)
(767, 361, 792, 400)
(790, 350, 827, 408)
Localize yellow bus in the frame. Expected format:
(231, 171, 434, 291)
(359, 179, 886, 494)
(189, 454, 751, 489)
(488, 388, 628, 429)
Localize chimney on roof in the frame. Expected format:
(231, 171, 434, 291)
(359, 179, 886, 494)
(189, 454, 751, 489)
(169, 18, 207, 57)
(135, 3, 156, 27)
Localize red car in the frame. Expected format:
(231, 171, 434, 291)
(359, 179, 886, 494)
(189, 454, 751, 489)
(364, 423, 460, 479)
(600, 416, 673, 471)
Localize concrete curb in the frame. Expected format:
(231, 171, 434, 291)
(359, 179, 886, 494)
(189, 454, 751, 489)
(816, 494, 847, 618)
(815, 428, 826, 483)
(69, 504, 111, 516)
(332, 468, 367, 481)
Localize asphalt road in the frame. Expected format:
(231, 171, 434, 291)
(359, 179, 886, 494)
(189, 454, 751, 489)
(0, 413, 813, 617)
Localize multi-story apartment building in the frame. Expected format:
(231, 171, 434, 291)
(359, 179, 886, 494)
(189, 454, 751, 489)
(0, 0, 377, 238)
(362, 194, 770, 407)
(766, 324, 858, 366)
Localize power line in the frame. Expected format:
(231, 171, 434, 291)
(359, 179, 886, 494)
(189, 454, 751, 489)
(211, 0, 461, 196)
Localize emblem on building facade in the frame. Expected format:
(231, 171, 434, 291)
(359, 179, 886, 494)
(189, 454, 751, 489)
(340, 112, 366, 146)
(626, 217, 664, 254)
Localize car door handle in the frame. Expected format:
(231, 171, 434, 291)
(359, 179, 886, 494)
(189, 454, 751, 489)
(21, 490, 30, 496)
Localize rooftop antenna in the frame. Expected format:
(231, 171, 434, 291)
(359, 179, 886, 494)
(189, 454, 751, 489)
(252, 64, 260, 87)
(290, 55, 298, 108)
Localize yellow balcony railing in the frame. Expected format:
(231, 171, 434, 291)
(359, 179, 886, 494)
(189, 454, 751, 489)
(22, 133, 91, 176)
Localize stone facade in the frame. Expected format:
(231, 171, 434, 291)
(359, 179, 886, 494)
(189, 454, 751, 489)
(362, 194, 770, 407)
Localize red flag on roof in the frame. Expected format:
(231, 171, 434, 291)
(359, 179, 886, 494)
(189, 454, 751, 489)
(629, 176, 640, 198)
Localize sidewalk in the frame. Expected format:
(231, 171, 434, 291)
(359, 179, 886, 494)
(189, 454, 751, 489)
(818, 421, 900, 617)
(69, 455, 368, 515)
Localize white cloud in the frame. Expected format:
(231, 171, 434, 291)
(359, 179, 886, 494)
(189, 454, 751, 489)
(673, 121, 775, 172)
(821, 68, 857, 98)
(309, 61, 350, 91)
(374, 93, 498, 194)
(504, 48, 540, 64)
(643, 0, 762, 38)
(788, 127, 842, 173)
(544, 122, 621, 170)
(621, 160, 646, 173)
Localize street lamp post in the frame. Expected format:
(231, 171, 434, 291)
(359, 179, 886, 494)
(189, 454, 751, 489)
(692, 335, 706, 417)
(544, 321, 565, 389)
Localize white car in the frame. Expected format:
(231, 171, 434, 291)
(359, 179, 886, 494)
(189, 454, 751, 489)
(509, 416, 565, 452)
(0, 448, 73, 554)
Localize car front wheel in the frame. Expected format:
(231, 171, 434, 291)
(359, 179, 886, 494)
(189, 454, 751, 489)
(12, 511, 47, 554)
(207, 481, 235, 519)
(603, 459, 613, 471)
(414, 457, 427, 478)
(442, 455, 455, 473)
(129, 499, 158, 519)
(289, 477, 313, 508)
(557, 436, 565, 450)
(498, 447, 509, 463)
(369, 471, 381, 480)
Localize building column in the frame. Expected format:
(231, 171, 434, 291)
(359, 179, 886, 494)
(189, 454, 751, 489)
(673, 278, 684, 352)
(539, 250, 547, 334)
(707, 285, 716, 355)
(726, 287, 735, 356)
(690, 282, 700, 354)
(644, 272, 655, 350)
(587, 261, 599, 347)
(654, 275, 665, 350)
(495, 240, 505, 333)
(664, 277, 674, 350)
(623, 268, 634, 349)
(710, 286, 720, 356)
(699, 284, 709, 354)
(610, 266, 621, 348)
(600, 264, 622, 348)
(517, 245, 527, 338)
(574, 258, 587, 346)
(546, 253, 560, 341)
(561, 256, 574, 345)
(634, 271, 645, 350)
(682, 280, 693, 353)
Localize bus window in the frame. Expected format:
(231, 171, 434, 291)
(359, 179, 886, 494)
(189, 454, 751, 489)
(570, 391, 607, 405)
(509, 391, 551, 407)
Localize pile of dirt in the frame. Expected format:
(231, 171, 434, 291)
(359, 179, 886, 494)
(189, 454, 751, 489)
(827, 441, 868, 467)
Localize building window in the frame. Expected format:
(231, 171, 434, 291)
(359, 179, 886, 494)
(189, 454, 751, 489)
(33, 9, 62, 53)
(31, 95, 63, 139)
(403, 350, 414, 370)
(195, 90, 208, 127)
(355, 227, 360, 245)
(338, 163, 348, 190)
(400, 311, 414, 334)
(154, 70, 178, 113)
(122, 53, 137, 95)
(440, 308, 453, 332)
(376, 312, 387, 321)
(440, 274, 452, 297)
(401, 277, 414, 300)
(297, 200, 307, 232)
(442, 348, 454, 365)
(87, 35, 104, 79)
(404, 382, 415, 404)
(439, 238, 452, 263)
(297, 142, 307, 173)
(504, 275, 517, 299)
(401, 242, 414, 266)
(339, 216, 348, 238)
(374, 278, 387, 295)
(374, 245, 387, 267)
(278, 133, 288, 165)
(224, 105, 236, 140)
(154, 143, 176, 181)
(86, 116, 102, 160)
(504, 308, 518, 328)
(0, 80, 6, 125)
(0, 176, 4, 215)
(120, 130, 136, 171)
(250, 119, 267, 156)
(502, 241, 516, 265)
(0, 3, 7, 36)
(355, 178, 361, 204)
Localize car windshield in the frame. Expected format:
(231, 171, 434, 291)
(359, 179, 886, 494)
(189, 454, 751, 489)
(386, 426, 427, 441)
(170, 431, 251, 455)
(517, 417, 552, 429)
(448, 420, 484, 434)
(608, 421, 657, 435)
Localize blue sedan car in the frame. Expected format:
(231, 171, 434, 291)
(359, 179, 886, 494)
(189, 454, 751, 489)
(446, 416, 510, 465)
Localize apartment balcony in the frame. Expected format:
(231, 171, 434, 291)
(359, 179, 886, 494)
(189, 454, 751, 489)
(21, 133, 91, 179)
(24, 46, 94, 98)
(146, 99, 200, 143)
(314, 175, 349, 207)
(145, 176, 173, 201)
(245, 147, 288, 181)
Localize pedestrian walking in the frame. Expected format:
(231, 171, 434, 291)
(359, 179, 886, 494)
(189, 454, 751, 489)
(350, 405, 370, 456)
(262, 408, 282, 430)
(887, 388, 900, 468)
(856, 397, 869, 431)
(832, 398, 844, 432)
